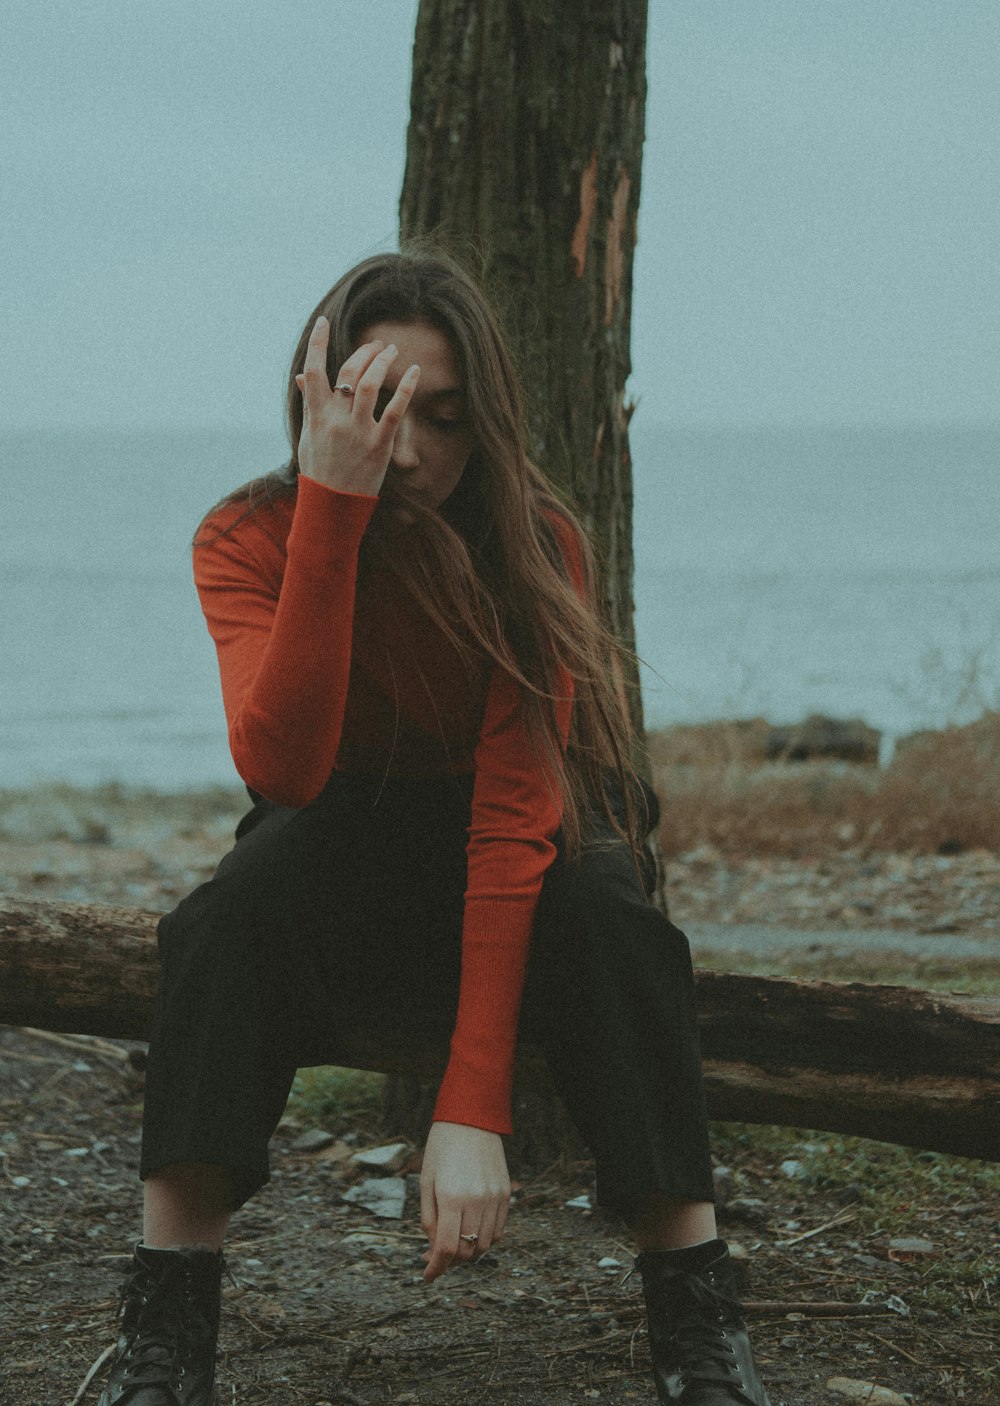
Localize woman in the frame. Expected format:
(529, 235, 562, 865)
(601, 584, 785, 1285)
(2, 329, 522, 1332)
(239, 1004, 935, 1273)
(98, 249, 774, 1406)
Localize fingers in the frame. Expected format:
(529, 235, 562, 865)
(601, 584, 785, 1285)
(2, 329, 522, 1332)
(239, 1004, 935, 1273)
(299, 316, 332, 412)
(299, 319, 386, 413)
(420, 1200, 505, 1284)
(351, 344, 420, 430)
(419, 1177, 437, 1258)
(335, 336, 388, 397)
(299, 327, 418, 438)
(378, 362, 421, 434)
(422, 1208, 480, 1283)
(418, 1125, 510, 1284)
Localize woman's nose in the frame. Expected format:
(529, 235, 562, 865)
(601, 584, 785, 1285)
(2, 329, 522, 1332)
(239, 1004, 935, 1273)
(390, 414, 419, 469)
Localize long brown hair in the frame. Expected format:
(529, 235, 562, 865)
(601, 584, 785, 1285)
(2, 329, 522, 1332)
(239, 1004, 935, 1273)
(199, 246, 642, 858)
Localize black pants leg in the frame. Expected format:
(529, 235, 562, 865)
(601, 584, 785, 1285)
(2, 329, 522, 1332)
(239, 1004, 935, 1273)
(141, 777, 713, 1213)
(141, 775, 468, 1208)
(524, 831, 715, 1213)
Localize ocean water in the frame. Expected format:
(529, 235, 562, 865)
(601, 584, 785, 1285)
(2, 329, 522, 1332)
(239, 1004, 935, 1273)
(2, 424, 999, 789)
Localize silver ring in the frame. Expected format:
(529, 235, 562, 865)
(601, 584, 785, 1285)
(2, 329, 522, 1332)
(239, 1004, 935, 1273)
(459, 1233, 479, 1244)
(335, 382, 355, 395)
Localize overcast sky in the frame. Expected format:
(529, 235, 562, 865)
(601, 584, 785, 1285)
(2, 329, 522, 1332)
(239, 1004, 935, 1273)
(3, 0, 998, 431)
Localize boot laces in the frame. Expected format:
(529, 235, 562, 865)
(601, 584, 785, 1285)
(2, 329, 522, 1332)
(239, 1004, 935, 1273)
(667, 1271, 746, 1394)
(114, 1258, 216, 1399)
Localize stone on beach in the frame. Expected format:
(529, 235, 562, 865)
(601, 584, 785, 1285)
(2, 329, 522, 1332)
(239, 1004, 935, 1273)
(342, 1177, 407, 1219)
(349, 1141, 410, 1173)
(826, 1379, 908, 1405)
(291, 1128, 335, 1153)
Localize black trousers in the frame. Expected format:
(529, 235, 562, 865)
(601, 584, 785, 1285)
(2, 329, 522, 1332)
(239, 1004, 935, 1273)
(141, 773, 714, 1214)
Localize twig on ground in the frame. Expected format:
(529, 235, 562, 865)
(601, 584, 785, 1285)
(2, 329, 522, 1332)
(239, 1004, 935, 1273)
(16, 1028, 130, 1064)
(778, 1210, 857, 1246)
(870, 1331, 922, 1365)
(66, 1343, 116, 1406)
(742, 1300, 895, 1317)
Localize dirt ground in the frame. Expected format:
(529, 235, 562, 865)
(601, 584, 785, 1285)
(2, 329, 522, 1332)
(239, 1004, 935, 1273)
(1, 789, 998, 1404)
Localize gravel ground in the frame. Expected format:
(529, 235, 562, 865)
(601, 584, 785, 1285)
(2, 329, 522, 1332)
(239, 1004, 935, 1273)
(1, 785, 998, 1405)
(666, 846, 1000, 941)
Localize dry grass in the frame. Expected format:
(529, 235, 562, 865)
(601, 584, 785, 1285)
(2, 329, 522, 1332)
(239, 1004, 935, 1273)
(650, 710, 1000, 858)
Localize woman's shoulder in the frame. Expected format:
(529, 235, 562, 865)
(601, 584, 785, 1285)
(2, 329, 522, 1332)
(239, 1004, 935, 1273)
(193, 476, 297, 588)
(196, 477, 296, 550)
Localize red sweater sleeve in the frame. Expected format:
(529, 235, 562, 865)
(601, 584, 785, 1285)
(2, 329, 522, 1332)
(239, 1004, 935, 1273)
(433, 512, 586, 1132)
(193, 475, 377, 807)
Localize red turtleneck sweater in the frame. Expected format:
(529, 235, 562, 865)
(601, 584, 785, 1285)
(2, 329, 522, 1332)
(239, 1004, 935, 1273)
(192, 474, 584, 1134)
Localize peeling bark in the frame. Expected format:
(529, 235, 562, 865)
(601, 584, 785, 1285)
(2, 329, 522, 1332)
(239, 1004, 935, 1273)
(571, 153, 599, 278)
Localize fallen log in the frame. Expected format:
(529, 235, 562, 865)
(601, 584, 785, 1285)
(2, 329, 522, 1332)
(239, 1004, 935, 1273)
(2, 896, 997, 1161)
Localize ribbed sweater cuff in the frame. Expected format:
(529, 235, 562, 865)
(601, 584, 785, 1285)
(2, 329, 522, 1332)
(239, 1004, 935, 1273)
(431, 896, 537, 1135)
(288, 475, 378, 572)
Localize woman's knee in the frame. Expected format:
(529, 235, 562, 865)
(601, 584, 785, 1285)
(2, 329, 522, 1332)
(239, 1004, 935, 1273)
(541, 837, 649, 929)
(535, 841, 692, 978)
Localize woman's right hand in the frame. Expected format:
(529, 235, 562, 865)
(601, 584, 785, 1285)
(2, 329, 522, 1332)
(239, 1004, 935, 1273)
(295, 316, 420, 497)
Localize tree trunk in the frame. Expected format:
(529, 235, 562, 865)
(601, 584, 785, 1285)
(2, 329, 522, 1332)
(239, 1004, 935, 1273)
(400, 0, 648, 736)
(398, 2, 651, 1155)
(3, 897, 997, 1163)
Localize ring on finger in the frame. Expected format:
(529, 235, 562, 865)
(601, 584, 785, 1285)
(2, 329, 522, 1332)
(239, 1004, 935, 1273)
(459, 1233, 479, 1245)
(334, 382, 355, 395)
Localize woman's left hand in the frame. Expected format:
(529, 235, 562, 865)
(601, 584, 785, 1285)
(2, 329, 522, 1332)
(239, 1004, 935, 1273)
(419, 1121, 511, 1283)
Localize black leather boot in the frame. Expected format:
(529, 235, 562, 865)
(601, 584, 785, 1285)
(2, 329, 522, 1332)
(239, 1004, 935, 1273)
(97, 1244, 224, 1405)
(637, 1240, 774, 1405)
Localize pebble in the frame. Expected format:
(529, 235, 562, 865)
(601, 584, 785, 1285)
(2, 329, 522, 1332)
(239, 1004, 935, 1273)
(597, 1257, 622, 1269)
(292, 1128, 334, 1153)
(888, 1236, 934, 1256)
(712, 1165, 733, 1198)
(826, 1378, 908, 1405)
(725, 1197, 768, 1225)
(350, 1140, 410, 1173)
(860, 1291, 910, 1316)
(342, 1177, 407, 1219)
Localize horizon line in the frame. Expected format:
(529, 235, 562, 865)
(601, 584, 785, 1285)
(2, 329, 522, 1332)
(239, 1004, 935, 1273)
(3, 416, 1000, 437)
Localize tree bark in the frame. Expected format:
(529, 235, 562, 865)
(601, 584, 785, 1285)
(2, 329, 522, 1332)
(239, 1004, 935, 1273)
(400, 0, 648, 736)
(3, 897, 997, 1162)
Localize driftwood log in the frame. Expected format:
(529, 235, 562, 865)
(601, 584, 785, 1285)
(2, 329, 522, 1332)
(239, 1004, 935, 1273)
(2, 896, 997, 1162)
